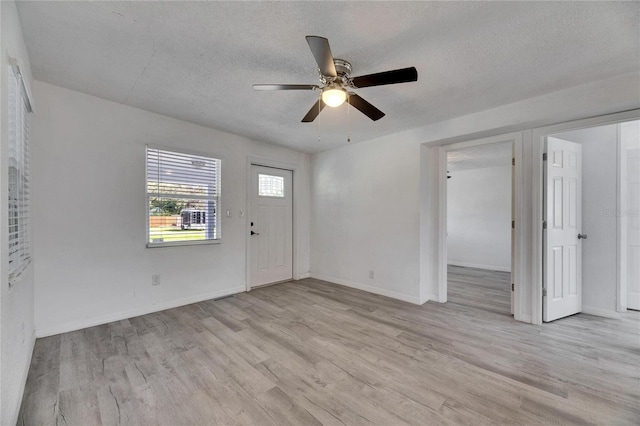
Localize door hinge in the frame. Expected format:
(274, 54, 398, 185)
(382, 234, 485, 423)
(512, 220, 515, 229)
(543, 221, 547, 229)
(542, 153, 548, 161)
(511, 283, 514, 291)
(542, 288, 547, 297)
(512, 158, 515, 166)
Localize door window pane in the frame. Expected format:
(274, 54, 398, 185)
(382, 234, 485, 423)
(258, 174, 285, 197)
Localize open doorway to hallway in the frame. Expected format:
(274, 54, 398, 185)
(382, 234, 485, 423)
(446, 141, 514, 316)
(541, 119, 640, 321)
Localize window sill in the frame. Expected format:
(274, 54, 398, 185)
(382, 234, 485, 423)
(146, 239, 222, 249)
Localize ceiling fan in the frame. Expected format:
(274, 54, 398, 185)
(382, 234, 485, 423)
(253, 36, 418, 122)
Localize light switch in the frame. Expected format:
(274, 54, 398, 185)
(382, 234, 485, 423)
(239, 209, 245, 218)
(226, 209, 232, 218)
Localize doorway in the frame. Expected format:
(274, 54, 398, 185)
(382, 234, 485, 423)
(248, 165, 293, 289)
(446, 141, 514, 316)
(622, 121, 640, 310)
(430, 132, 524, 318)
(540, 119, 640, 321)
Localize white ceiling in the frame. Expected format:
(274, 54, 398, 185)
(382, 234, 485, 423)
(16, 1, 639, 153)
(447, 141, 513, 172)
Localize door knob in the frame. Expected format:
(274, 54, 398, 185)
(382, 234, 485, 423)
(251, 230, 260, 236)
(578, 234, 588, 240)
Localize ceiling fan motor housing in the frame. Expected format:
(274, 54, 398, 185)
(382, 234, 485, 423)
(321, 59, 353, 86)
(333, 59, 352, 77)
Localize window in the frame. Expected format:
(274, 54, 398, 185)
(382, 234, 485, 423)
(8, 64, 32, 282)
(258, 174, 285, 197)
(146, 147, 221, 247)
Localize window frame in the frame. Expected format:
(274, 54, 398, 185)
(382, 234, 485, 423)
(7, 63, 33, 285)
(145, 145, 222, 248)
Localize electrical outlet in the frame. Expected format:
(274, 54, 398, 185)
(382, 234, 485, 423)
(152, 274, 161, 286)
(226, 209, 232, 218)
(369, 270, 375, 280)
(239, 209, 245, 218)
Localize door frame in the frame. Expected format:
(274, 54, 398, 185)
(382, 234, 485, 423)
(433, 132, 525, 320)
(618, 126, 627, 312)
(531, 109, 640, 324)
(245, 157, 298, 292)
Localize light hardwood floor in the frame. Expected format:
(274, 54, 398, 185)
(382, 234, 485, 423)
(18, 268, 640, 425)
(447, 265, 512, 316)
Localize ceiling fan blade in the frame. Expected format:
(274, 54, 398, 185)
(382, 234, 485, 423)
(347, 93, 385, 121)
(253, 84, 319, 91)
(301, 98, 326, 122)
(351, 67, 418, 88)
(306, 36, 337, 77)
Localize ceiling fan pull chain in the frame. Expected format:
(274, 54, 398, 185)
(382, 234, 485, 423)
(347, 94, 351, 143)
(317, 93, 321, 142)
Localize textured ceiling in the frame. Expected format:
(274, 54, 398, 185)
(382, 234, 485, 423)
(447, 141, 513, 172)
(16, 1, 640, 153)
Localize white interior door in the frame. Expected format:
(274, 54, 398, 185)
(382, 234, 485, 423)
(543, 137, 583, 322)
(627, 148, 640, 310)
(249, 165, 293, 288)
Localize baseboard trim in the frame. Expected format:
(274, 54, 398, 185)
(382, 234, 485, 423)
(310, 273, 421, 305)
(582, 306, 622, 319)
(515, 313, 532, 324)
(9, 330, 36, 426)
(421, 293, 441, 304)
(35, 286, 246, 338)
(448, 261, 511, 273)
(296, 272, 311, 279)
(419, 293, 433, 304)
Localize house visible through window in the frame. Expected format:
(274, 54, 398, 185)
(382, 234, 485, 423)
(8, 64, 33, 282)
(146, 147, 221, 246)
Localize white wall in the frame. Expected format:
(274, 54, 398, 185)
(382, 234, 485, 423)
(31, 81, 311, 337)
(0, 1, 36, 424)
(311, 72, 640, 313)
(312, 137, 421, 303)
(447, 165, 511, 271)
(554, 125, 619, 317)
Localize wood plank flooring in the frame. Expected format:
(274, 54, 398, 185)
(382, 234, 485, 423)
(18, 268, 640, 425)
(447, 265, 512, 316)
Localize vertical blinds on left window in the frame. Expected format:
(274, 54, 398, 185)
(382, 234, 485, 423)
(8, 64, 32, 282)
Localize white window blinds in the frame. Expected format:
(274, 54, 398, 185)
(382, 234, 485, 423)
(8, 64, 32, 282)
(146, 147, 221, 246)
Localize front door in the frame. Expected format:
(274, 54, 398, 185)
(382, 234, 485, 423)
(543, 137, 583, 322)
(249, 165, 293, 288)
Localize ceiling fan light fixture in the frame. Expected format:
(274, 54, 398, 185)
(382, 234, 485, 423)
(322, 87, 347, 108)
